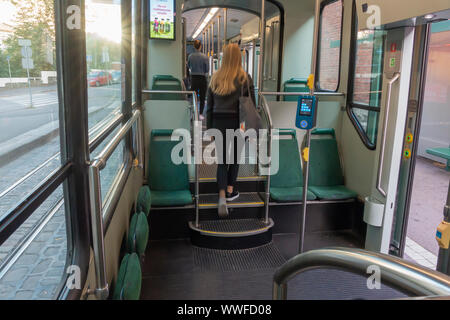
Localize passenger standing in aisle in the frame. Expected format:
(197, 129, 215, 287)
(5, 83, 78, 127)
(206, 44, 256, 218)
(188, 40, 209, 121)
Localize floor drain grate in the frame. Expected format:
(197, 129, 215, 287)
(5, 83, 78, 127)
(193, 243, 286, 272)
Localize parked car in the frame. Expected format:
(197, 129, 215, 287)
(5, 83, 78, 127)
(111, 71, 121, 84)
(88, 71, 112, 87)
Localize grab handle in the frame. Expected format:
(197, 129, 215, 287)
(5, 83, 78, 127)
(376, 72, 400, 197)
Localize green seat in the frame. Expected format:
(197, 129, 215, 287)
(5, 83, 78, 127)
(127, 212, 149, 257)
(136, 186, 151, 216)
(113, 253, 142, 300)
(150, 75, 184, 100)
(282, 78, 309, 101)
(309, 129, 357, 201)
(269, 129, 317, 202)
(426, 147, 450, 171)
(148, 129, 193, 207)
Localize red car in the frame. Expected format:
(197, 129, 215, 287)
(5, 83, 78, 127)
(88, 71, 112, 87)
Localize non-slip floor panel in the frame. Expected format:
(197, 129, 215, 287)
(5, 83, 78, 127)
(196, 218, 270, 233)
(140, 235, 409, 300)
(193, 243, 286, 272)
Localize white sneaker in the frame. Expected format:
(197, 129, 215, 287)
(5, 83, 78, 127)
(218, 197, 229, 218)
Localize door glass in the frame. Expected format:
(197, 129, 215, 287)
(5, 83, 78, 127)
(395, 21, 450, 270)
(85, 0, 123, 130)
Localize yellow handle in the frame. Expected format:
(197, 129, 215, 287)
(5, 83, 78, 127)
(302, 147, 309, 162)
(307, 74, 314, 90)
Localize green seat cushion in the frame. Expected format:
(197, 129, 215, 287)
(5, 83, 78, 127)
(127, 212, 149, 256)
(309, 139, 344, 187)
(136, 186, 151, 216)
(151, 190, 193, 207)
(113, 253, 142, 300)
(309, 185, 357, 201)
(270, 187, 317, 202)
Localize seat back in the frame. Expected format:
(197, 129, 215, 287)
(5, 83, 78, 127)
(136, 185, 151, 216)
(309, 128, 344, 187)
(151, 75, 184, 100)
(270, 129, 304, 188)
(113, 253, 142, 300)
(282, 78, 309, 102)
(127, 212, 149, 257)
(148, 129, 190, 191)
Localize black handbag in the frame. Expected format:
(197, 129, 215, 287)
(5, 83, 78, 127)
(239, 77, 263, 132)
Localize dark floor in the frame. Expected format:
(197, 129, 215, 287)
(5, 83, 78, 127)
(140, 233, 408, 300)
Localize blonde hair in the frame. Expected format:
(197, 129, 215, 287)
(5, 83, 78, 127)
(210, 43, 247, 96)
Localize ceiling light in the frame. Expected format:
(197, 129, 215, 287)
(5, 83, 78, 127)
(424, 14, 435, 20)
(192, 7, 219, 39)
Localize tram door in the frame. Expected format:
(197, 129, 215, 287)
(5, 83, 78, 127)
(362, 26, 416, 254)
(364, 21, 450, 257)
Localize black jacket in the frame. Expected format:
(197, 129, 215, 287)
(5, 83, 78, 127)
(206, 74, 256, 129)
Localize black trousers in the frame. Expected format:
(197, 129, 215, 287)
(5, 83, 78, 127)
(190, 75, 207, 115)
(213, 114, 243, 192)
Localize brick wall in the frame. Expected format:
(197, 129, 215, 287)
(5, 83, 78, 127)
(318, 0, 342, 91)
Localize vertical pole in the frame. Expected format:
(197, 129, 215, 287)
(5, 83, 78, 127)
(217, 15, 221, 60)
(7, 58, 12, 85)
(257, 0, 265, 96)
(212, 22, 215, 57)
(25, 46, 33, 108)
(224, 8, 228, 46)
(299, 0, 320, 254)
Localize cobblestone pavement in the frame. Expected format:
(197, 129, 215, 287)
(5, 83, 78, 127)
(0, 102, 124, 299)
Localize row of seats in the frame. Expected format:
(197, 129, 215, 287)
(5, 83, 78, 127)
(269, 128, 357, 202)
(142, 127, 356, 208)
(112, 186, 151, 300)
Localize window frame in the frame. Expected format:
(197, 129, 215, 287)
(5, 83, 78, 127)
(346, 3, 386, 150)
(315, 0, 344, 93)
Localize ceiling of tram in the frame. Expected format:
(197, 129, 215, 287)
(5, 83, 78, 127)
(183, 8, 258, 41)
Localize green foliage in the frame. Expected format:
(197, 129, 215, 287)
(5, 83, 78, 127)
(1, 0, 56, 77)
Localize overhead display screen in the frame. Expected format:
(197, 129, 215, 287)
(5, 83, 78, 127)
(149, 0, 176, 40)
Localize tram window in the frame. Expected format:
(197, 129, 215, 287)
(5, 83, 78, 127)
(0, 1, 62, 221)
(317, 0, 343, 92)
(0, 185, 68, 299)
(85, 0, 123, 130)
(132, 0, 137, 104)
(348, 28, 386, 147)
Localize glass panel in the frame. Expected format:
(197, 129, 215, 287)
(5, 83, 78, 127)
(0, 185, 67, 300)
(132, 0, 137, 104)
(0, 1, 62, 217)
(90, 126, 126, 205)
(352, 107, 379, 144)
(352, 30, 385, 107)
(318, 0, 342, 91)
(85, 0, 123, 130)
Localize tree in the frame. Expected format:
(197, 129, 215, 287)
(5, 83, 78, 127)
(2, 0, 56, 77)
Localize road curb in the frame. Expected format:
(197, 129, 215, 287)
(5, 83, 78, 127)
(0, 102, 117, 167)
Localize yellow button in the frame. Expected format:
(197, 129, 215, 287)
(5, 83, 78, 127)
(404, 149, 411, 159)
(406, 133, 413, 144)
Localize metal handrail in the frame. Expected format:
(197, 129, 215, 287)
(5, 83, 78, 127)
(376, 72, 401, 197)
(273, 247, 450, 299)
(258, 93, 274, 224)
(88, 109, 142, 300)
(141, 89, 199, 227)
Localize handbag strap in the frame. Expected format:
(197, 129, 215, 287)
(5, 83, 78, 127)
(240, 74, 251, 97)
